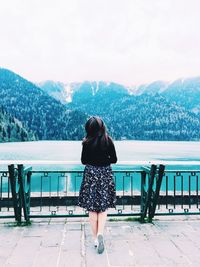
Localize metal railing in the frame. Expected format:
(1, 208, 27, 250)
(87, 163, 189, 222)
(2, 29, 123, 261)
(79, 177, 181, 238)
(1, 161, 200, 224)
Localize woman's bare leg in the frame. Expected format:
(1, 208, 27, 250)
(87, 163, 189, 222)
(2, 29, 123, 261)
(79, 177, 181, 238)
(88, 211, 98, 239)
(96, 211, 107, 253)
(97, 210, 107, 235)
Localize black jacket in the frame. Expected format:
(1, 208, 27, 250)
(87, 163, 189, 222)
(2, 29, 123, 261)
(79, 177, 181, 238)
(81, 137, 117, 166)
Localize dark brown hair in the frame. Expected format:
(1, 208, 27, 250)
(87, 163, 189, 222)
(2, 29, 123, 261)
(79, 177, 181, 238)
(82, 116, 110, 150)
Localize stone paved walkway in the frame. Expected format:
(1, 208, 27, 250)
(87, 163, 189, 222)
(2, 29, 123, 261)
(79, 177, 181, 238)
(0, 216, 200, 267)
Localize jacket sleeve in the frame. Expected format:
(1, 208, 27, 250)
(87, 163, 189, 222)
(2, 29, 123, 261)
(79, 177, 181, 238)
(108, 140, 117, 164)
(81, 143, 88, 164)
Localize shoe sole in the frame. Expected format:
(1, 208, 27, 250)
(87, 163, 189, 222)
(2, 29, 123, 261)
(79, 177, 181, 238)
(97, 234, 104, 254)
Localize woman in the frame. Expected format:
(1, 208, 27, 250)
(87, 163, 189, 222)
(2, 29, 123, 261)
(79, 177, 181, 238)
(77, 116, 117, 254)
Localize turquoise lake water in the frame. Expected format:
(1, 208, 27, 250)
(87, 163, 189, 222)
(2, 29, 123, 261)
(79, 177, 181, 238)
(1, 140, 200, 163)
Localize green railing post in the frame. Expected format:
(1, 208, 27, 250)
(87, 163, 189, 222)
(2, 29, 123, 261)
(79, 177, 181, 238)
(148, 164, 165, 221)
(26, 170, 31, 216)
(140, 164, 157, 222)
(18, 164, 31, 223)
(8, 164, 22, 223)
(140, 170, 147, 222)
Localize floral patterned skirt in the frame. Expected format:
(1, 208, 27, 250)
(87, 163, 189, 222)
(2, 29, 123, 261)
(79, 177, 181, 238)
(77, 164, 116, 212)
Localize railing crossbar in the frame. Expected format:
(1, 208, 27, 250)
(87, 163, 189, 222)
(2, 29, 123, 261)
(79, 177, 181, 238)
(1, 163, 200, 224)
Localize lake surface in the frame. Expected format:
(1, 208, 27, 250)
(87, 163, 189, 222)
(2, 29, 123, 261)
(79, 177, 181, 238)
(0, 141, 200, 192)
(1, 140, 200, 162)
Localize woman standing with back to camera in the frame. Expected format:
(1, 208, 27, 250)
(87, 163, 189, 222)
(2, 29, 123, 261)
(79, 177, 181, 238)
(78, 116, 117, 254)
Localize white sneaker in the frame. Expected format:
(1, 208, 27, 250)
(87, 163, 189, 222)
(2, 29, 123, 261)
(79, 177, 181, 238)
(94, 238, 98, 248)
(97, 234, 104, 254)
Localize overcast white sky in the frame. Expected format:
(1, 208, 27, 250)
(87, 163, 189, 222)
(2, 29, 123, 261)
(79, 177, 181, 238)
(0, 0, 200, 85)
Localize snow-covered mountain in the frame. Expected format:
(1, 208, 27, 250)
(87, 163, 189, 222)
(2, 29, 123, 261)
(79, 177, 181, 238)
(1, 67, 200, 141)
(0, 68, 87, 140)
(38, 77, 200, 116)
(128, 77, 200, 114)
(162, 77, 200, 114)
(37, 81, 129, 104)
(37, 80, 76, 104)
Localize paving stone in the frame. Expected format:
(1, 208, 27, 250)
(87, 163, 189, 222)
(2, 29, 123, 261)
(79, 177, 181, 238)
(106, 239, 136, 266)
(170, 237, 200, 265)
(66, 223, 82, 231)
(58, 251, 83, 267)
(0, 216, 200, 266)
(33, 246, 60, 267)
(5, 236, 41, 267)
(62, 231, 81, 251)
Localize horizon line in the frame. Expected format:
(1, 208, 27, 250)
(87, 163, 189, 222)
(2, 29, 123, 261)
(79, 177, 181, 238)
(1, 66, 200, 87)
